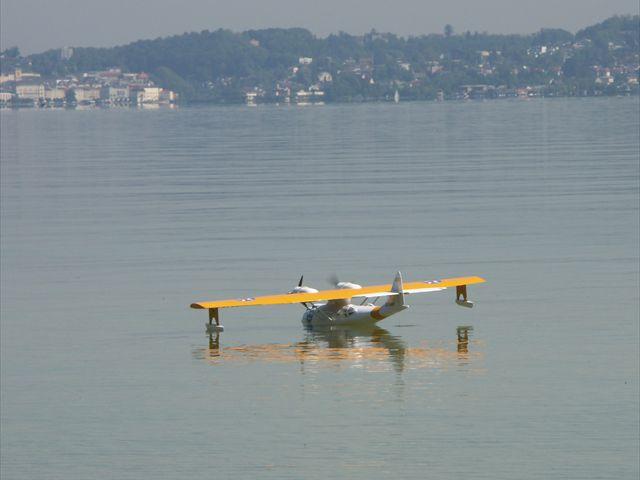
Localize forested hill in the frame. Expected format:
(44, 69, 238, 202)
(5, 15, 639, 102)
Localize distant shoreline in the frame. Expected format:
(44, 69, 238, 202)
(2, 93, 638, 112)
(1, 15, 637, 106)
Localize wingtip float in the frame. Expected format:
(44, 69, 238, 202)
(191, 272, 485, 333)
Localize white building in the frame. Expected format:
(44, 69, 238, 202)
(295, 89, 324, 102)
(45, 88, 66, 101)
(0, 73, 14, 84)
(129, 87, 162, 104)
(142, 87, 161, 103)
(245, 91, 258, 104)
(74, 87, 101, 103)
(298, 57, 313, 65)
(16, 84, 45, 100)
(2, 69, 42, 85)
(100, 86, 130, 103)
(16, 70, 42, 82)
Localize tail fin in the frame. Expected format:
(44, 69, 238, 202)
(386, 271, 405, 306)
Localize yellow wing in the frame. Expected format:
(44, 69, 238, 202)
(191, 276, 485, 310)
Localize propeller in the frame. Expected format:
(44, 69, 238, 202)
(327, 273, 340, 287)
(298, 275, 304, 287)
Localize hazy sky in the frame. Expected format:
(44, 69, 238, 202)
(2, 0, 638, 54)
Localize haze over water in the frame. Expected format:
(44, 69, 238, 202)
(1, 98, 639, 479)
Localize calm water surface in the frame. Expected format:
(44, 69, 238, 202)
(1, 99, 639, 479)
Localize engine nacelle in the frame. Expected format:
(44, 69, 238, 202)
(288, 286, 319, 294)
(335, 282, 362, 290)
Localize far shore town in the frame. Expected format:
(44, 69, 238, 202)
(0, 67, 177, 108)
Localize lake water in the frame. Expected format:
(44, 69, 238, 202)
(1, 98, 638, 479)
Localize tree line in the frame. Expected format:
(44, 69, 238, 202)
(1, 15, 638, 102)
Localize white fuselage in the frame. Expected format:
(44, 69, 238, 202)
(301, 302, 408, 326)
(293, 278, 407, 326)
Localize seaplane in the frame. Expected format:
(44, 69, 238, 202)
(191, 272, 485, 332)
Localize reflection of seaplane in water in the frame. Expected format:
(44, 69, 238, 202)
(202, 324, 476, 372)
(205, 324, 407, 359)
(301, 323, 408, 371)
(191, 272, 485, 333)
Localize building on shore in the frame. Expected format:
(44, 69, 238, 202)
(142, 87, 161, 103)
(295, 88, 324, 105)
(100, 85, 130, 104)
(0, 73, 14, 84)
(0, 91, 14, 104)
(16, 83, 45, 101)
(130, 86, 163, 104)
(74, 86, 101, 104)
(245, 91, 258, 105)
(3, 65, 175, 108)
(1, 69, 42, 85)
(244, 87, 265, 104)
(45, 88, 66, 102)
